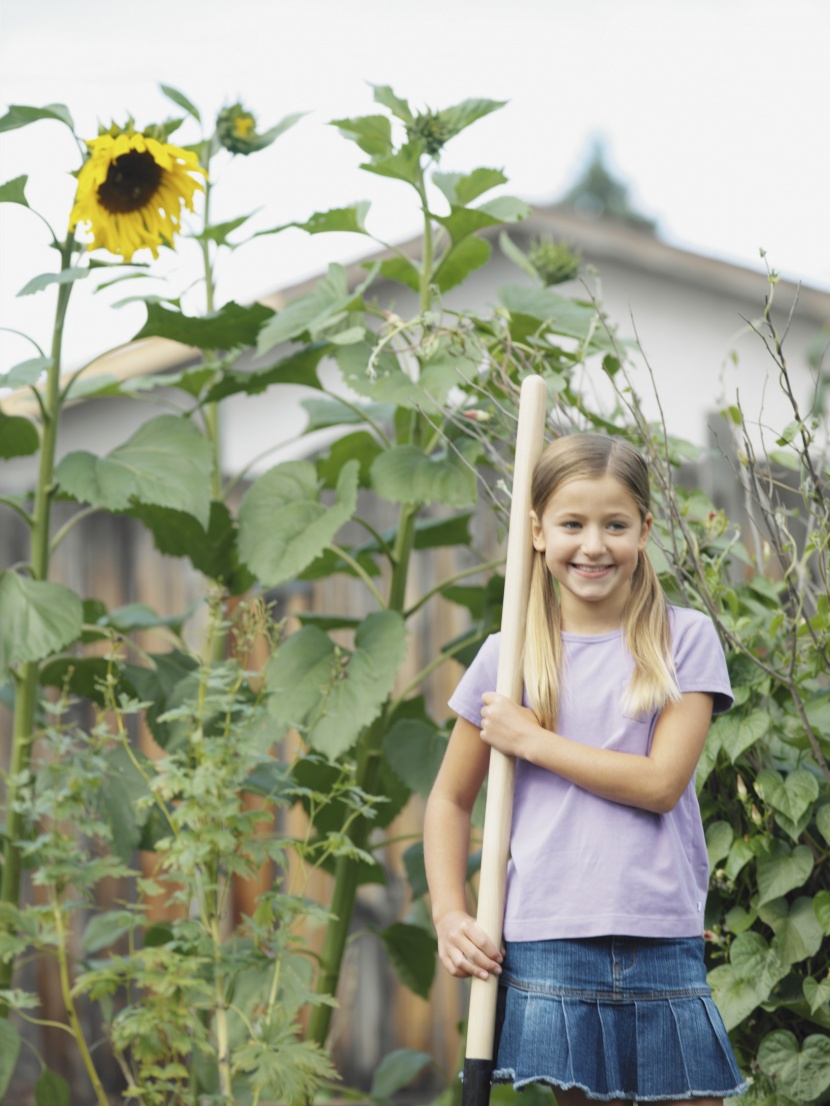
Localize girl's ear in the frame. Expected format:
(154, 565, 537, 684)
(530, 510, 545, 551)
(638, 512, 654, 550)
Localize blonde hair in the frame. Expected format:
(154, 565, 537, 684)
(523, 433, 680, 728)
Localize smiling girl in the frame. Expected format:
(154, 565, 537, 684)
(424, 432, 747, 1105)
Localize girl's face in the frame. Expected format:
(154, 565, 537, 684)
(530, 472, 652, 632)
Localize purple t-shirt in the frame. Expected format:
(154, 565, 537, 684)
(448, 605, 733, 940)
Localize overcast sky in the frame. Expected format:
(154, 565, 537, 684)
(1, 0, 827, 375)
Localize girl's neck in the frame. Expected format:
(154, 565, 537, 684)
(560, 594, 626, 636)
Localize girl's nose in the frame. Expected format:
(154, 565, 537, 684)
(581, 527, 606, 556)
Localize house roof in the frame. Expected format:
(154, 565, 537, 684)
(2, 205, 827, 417)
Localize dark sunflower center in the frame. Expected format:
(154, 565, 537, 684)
(97, 149, 163, 214)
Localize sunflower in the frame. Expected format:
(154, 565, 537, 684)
(69, 131, 205, 261)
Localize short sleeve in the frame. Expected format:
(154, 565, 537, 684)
(447, 633, 501, 727)
(671, 608, 733, 715)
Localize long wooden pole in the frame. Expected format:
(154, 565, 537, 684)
(462, 374, 547, 1106)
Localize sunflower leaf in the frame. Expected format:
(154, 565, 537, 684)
(132, 300, 275, 350)
(159, 84, 201, 124)
(17, 268, 90, 297)
(0, 175, 29, 207)
(4, 356, 52, 387)
(291, 203, 371, 236)
(0, 103, 74, 133)
(0, 572, 84, 672)
(0, 412, 39, 459)
(54, 414, 212, 527)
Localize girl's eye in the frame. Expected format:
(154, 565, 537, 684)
(608, 522, 627, 532)
(562, 521, 581, 530)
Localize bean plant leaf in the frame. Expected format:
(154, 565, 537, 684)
(0, 1020, 21, 1096)
(376, 922, 437, 1001)
(133, 300, 275, 350)
(55, 415, 212, 527)
(814, 891, 830, 933)
(754, 767, 818, 833)
(370, 1049, 433, 1101)
(0, 103, 74, 132)
(713, 710, 771, 762)
(804, 976, 830, 1014)
(0, 412, 39, 458)
(762, 897, 824, 966)
(371, 442, 480, 507)
(0, 175, 29, 206)
(238, 459, 359, 587)
(266, 611, 407, 758)
(705, 821, 734, 868)
(756, 844, 814, 906)
(757, 1031, 830, 1104)
(706, 963, 767, 1032)
(0, 572, 83, 671)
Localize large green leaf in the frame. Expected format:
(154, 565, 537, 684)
(434, 205, 501, 245)
(132, 300, 275, 350)
(238, 459, 359, 587)
(0, 103, 74, 132)
(758, 1031, 830, 1104)
(266, 611, 407, 758)
(301, 396, 393, 432)
(370, 1049, 433, 1101)
(755, 767, 819, 839)
(0, 1020, 21, 1096)
(131, 500, 254, 593)
(714, 710, 770, 761)
(4, 356, 52, 388)
(438, 97, 506, 139)
(705, 821, 734, 868)
(382, 719, 448, 798)
(0, 411, 39, 458)
(336, 342, 462, 411)
(203, 344, 328, 402)
(98, 745, 155, 864)
(0, 572, 83, 671)
(55, 415, 212, 527)
(360, 143, 423, 186)
(376, 922, 437, 1000)
(317, 431, 382, 489)
(760, 896, 824, 966)
(756, 843, 814, 906)
(124, 651, 199, 750)
(371, 442, 480, 507)
(378, 256, 420, 293)
(706, 964, 766, 1032)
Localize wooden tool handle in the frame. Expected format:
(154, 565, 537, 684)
(462, 374, 547, 1102)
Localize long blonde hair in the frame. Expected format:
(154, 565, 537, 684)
(523, 433, 679, 728)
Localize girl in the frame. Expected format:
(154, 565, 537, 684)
(424, 433, 747, 1105)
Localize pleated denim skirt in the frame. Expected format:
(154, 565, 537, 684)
(493, 936, 748, 1101)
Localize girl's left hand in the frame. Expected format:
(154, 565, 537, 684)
(480, 692, 541, 758)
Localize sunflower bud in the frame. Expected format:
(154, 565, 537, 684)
(527, 237, 581, 286)
(406, 109, 454, 158)
(216, 103, 264, 155)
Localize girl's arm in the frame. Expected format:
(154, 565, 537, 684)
(479, 690, 715, 815)
(424, 715, 503, 981)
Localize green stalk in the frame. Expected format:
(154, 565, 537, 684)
(198, 157, 224, 503)
(305, 505, 417, 1049)
(0, 235, 76, 999)
(54, 902, 110, 1106)
(415, 165, 434, 314)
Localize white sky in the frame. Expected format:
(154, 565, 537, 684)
(0, 0, 828, 376)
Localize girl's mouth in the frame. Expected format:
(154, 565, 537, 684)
(570, 563, 613, 575)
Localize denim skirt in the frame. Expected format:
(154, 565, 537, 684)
(492, 936, 748, 1101)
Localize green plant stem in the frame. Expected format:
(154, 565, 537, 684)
(211, 914, 233, 1101)
(0, 235, 75, 1002)
(416, 166, 434, 314)
(305, 504, 418, 1051)
(53, 903, 110, 1106)
(199, 166, 224, 503)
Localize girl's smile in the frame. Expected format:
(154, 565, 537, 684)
(531, 473, 652, 630)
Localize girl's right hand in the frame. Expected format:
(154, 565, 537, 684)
(435, 910, 504, 981)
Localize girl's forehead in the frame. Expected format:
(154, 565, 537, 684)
(546, 473, 640, 511)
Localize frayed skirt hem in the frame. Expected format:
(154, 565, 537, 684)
(491, 1068, 751, 1101)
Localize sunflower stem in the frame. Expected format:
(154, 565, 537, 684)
(0, 233, 77, 1002)
(198, 159, 224, 502)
